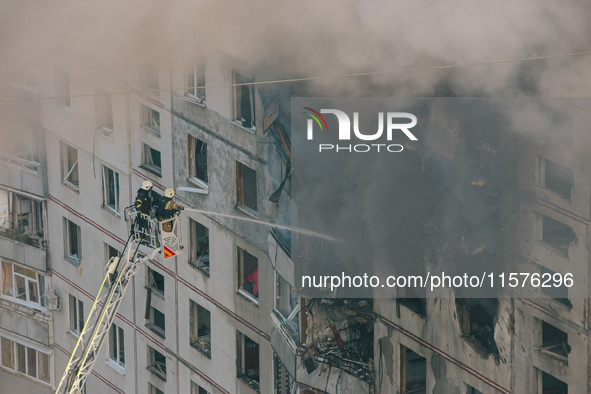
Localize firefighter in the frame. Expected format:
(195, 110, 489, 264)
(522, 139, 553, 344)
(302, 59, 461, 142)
(157, 188, 184, 232)
(134, 181, 156, 215)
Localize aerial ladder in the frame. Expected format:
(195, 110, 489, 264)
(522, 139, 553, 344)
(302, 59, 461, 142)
(55, 207, 184, 394)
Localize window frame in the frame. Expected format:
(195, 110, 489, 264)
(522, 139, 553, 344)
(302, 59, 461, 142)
(236, 331, 260, 392)
(60, 141, 79, 191)
(187, 135, 208, 190)
(0, 189, 46, 248)
(95, 87, 114, 136)
(147, 346, 167, 381)
(1, 260, 46, 310)
(140, 103, 161, 136)
(191, 381, 211, 394)
(54, 67, 71, 112)
(63, 218, 81, 265)
(0, 335, 51, 384)
(146, 306, 166, 338)
(237, 247, 259, 304)
(68, 294, 85, 337)
(146, 267, 165, 297)
(107, 324, 125, 373)
(232, 71, 256, 132)
(537, 156, 574, 201)
(140, 143, 162, 177)
(185, 61, 206, 105)
(101, 165, 120, 215)
(189, 218, 210, 275)
(189, 300, 211, 358)
(236, 161, 257, 217)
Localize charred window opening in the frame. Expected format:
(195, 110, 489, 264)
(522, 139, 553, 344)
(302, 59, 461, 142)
(238, 247, 258, 302)
(541, 215, 575, 256)
(236, 161, 257, 215)
(540, 266, 571, 308)
(400, 346, 426, 394)
(237, 331, 260, 392)
(539, 321, 569, 363)
(538, 369, 568, 394)
(0, 189, 45, 248)
(456, 298, 499, 356)
(189, 300, 211, 358)
(189, 219, 209, 274)
(147, 346, 166, 381)
(540, 158, 573, 200)
(141, 103, 160, 135)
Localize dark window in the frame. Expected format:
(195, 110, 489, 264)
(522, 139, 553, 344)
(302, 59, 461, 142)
(400, 346, 426, 394)
(541, 215, 575, 255)
(543, 158, 573, 199)
(236, 162, 257, 214)
(141, 144, 162, 177)
(237, 331, 260, 391)
(233, 72, 255, 129)
(69, 294, 84, 336)
(147, 267, 165, 295)
(64, 218, 81, 264)
(147, 346, 166, 381)
(189, 219, 209, 274)
(188, 136, 208, 187)
(540, 370, 568, 394)
(540, 321, 569, 363)
(189, 300, 211, 358)
(540, 266, 571, 308)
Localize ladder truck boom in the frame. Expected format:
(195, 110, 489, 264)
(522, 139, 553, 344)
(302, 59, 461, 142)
(55, 207, 183, 394)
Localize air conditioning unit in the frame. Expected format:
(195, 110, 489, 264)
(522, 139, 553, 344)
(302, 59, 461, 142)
(46, 291, 61, 311)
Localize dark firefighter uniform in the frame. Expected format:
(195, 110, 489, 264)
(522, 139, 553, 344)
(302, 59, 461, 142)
(157, 189, 184, 232)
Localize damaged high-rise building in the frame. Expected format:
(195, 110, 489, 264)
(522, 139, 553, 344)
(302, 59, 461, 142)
(1, 3, 591, 394)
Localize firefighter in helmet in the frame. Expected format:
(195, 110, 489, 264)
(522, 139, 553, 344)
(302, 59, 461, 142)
(157, 188, 184, 232)
(134, 181, 156, 215)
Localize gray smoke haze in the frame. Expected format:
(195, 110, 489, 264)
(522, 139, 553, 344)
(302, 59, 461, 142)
(0, 0, 590, 96)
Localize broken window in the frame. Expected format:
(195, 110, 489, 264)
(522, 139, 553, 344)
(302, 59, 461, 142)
(185, 61, 206, 104)
(400, 345, 426, 394)
(238, 247, 258, 302)
(538, 320, 569, 363)
(64, 218, 81, 265)
(141, 103, 160, 135)
(275, 273, 297, 318)
(189, 300, 211, 358)
(102, 165, 120, 214)
(147, 267, 165, 296)
(108, 324, 125, 369)
(540, 266, 571, 308)
(147, 346, 167, 381)
(236, 161, 257, 215)
(148, 383, 165, 394)
(60, 141, 79, 190)
(237, 331, 260, 391)
(140, 65, 159, 93)
(0, 126, 40, 167)
(188, 136, 208, 189)
(0, 189, 45, 248)
(541, 215, 575, 256)
(147, 306, 166, 338)
(456, 298, 499, 356)
(95, 87, 113, 134)
(69, 294, 84, 336)
(141, 143, 162, 177)
(191, 381, 210, 394)
(233, 71, 256, 130)
(55, 67, 71, 110)
(538, 369, 568, 394)
(0, 336, 50, 383)
(189, 219, 209, 274)
(1, 260, 45, 308)
(539, 157, 573, 200)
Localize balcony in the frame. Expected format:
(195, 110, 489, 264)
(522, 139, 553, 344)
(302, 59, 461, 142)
(0, 234, 46, 272)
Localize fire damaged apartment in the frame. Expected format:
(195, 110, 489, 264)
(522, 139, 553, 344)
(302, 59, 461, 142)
(1, 29, 591, 394)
